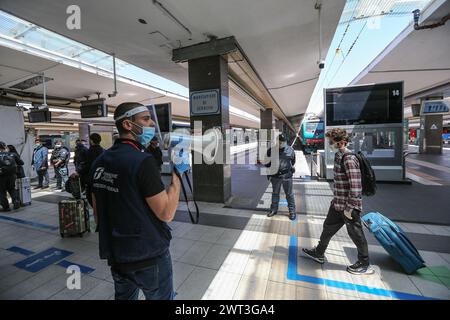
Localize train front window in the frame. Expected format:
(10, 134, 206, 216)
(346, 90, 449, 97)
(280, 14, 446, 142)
(306, 122, 321, 132)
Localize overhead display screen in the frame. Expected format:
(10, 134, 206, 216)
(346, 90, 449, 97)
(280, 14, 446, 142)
(147, 103, 172, 133)
(326, 82, 403, 126)
(28, 109, 51, 123)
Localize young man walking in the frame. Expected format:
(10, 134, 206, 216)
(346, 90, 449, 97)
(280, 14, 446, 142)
(302, 128, 374, 275)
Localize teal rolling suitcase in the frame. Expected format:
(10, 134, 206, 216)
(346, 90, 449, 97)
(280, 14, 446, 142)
(362, 212, 425, 274)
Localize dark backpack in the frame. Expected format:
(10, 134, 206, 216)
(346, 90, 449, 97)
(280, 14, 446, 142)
(0, 152, 17, 176)
(341, 151, 377, 196)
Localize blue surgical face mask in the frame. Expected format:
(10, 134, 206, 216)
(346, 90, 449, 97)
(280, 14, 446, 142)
(131, 122, 155, 147)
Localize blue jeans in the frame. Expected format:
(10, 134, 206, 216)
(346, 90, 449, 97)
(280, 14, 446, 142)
(37, 168, 49, 187)
(270, 176, 296, 214)
(55, 166, 69, 188)
(111, 250, 174, 300)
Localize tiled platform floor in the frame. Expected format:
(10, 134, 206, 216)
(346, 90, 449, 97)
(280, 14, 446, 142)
(1, 148, 449, 300)
(1, 193, 449, 300)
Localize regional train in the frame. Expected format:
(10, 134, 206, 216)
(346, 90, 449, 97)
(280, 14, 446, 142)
(299, 116, 325, 153)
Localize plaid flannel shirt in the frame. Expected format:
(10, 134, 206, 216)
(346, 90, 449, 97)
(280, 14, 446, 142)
(332, 149, 362, 212)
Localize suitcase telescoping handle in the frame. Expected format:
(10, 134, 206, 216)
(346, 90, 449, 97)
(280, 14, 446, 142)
(362, 218, 372, 230)
(77, 175, 91, 232)
(78, 174, 83, 199)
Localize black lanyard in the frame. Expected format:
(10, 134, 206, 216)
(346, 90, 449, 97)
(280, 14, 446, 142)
(176, 172, 200, 224)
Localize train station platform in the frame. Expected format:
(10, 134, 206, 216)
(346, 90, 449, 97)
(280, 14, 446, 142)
(227, 147, 450, 226)
(0, 148, 449, 300)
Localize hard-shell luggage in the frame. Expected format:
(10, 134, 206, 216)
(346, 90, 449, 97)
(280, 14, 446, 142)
(58, 199, 90, 237)
(362, 212, 425, 274)
(16, 177, 31, 206)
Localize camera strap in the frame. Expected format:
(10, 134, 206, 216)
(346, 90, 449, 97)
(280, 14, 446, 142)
(176, 172, 200, 224)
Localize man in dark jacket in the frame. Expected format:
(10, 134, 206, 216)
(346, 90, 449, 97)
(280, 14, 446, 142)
(0, 141, 22, 211)
(86, 133, 104, 173)
(50, 139, 70, 191)
(74, 139, 89, 187)
(266, 134, 296, 220)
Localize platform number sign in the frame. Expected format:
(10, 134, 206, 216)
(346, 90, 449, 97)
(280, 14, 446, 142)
(392, 90, 400, 97)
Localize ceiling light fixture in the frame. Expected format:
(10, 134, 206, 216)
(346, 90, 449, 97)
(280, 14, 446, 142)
(10, 75, 53, 90)
(48, 107, 80, 114)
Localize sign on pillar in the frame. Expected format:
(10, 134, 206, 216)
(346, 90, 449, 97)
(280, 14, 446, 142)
(190, 89, 220, 116)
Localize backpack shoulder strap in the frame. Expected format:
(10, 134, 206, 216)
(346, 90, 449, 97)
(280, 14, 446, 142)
(340, 152, 354, 165)
(340, 152, 355, 177)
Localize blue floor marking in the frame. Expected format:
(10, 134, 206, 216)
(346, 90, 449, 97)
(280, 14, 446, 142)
(14, 247, 73, 273)
(8, 245, 96, 274)
(288, 236, 438, 300)
(56, 260, 95, 274)
(0, 215, 58, 231)
(7, 246, 35, 256)
(279, 199, 288, 207)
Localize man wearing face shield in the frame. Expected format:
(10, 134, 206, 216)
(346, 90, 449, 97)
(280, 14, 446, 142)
(266, 133, 297, 221)
(89, 102, 185, 300)
(302, 128, 373, 275)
